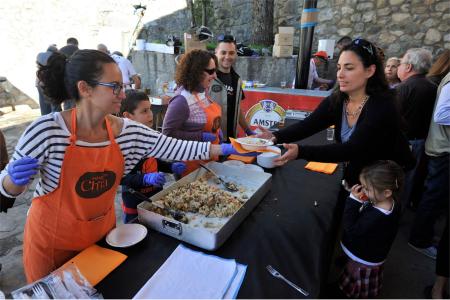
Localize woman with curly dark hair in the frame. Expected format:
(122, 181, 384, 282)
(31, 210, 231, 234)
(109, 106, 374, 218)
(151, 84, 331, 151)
(163, 50, 223, 175)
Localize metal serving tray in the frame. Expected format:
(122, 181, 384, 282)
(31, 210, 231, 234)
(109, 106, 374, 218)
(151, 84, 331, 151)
(137, 161, 272, 250)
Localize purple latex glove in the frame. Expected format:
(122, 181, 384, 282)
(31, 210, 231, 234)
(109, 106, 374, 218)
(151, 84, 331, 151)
(171, 162, 187, 176)
(218, 129, 224, 144)
(245, 128, 256, 136)
(7, 157, 39, 186)
(143, 172, 166, 187)
(202, 132, 216, 142)
(220, 143, 258, 156)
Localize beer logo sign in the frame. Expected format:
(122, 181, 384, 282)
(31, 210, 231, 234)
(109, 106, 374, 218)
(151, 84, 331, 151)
(245, 99, 286, 128)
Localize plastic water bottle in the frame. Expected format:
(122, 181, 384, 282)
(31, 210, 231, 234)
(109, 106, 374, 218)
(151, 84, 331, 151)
(326, 125, 335, 141)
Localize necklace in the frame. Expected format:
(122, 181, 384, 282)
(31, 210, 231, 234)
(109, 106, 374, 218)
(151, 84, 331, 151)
(345, 95, 369, 117)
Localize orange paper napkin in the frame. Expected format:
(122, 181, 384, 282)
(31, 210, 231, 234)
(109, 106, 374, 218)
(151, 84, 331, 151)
(305, 162, 338, 175)
(61, 244, 127, 286)
(227, 154, 256, 164)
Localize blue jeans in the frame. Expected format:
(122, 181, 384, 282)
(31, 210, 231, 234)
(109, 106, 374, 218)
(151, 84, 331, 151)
(409, 154, 449, 248)
(402, 139, 428, 209)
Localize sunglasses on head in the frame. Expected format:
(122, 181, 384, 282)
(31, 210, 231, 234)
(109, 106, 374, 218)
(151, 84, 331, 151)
(217, 34, 236, 43)
(352, 38, 375, 57)
(204, 68, 216, 75)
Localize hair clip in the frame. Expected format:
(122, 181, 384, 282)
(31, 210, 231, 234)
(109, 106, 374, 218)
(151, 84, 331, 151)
(395, 178, 398, 189)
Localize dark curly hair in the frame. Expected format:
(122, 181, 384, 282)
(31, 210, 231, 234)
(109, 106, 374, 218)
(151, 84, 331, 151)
(37, 49, 115, 104)
(175, 50, 217, 92)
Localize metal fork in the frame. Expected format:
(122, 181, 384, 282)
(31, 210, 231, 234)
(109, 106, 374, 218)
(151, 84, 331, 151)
(266, 265, 309, 296)
(32, 283, 50, 299)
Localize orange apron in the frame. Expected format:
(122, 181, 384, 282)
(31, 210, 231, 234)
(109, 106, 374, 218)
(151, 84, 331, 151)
(183, 93, 222, 176)
(23, 109, 124, 283)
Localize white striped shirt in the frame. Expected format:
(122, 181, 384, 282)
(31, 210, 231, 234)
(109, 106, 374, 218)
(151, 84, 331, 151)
(0, 112, 210, 198)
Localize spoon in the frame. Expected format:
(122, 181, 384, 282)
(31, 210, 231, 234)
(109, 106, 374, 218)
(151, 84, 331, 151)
(127, 187, 187, 222)
(199, 163, 239, 192)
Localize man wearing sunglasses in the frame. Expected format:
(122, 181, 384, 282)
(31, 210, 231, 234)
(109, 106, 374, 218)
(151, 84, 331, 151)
(208, 35, 254, 141)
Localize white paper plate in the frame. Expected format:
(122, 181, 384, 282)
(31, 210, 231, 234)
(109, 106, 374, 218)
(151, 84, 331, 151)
(235, 137, 274, 151)
(241, 164, 264, 173)
(106, 224, 148, 248)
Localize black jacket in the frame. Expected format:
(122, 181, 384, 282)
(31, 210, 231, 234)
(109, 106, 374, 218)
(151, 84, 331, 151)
(274, 92, 415, 185)
(396, 74, 438, 140)
(341, 196, 400, 263)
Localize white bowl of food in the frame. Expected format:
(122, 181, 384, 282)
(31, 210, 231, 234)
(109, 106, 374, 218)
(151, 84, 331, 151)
(257, 146, 281, 168)
(236, 137, 274, 151)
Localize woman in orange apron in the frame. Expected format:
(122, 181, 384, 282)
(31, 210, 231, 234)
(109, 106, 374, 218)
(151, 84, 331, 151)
(0, 49, 240, 283)
(162, 50, 223, 175)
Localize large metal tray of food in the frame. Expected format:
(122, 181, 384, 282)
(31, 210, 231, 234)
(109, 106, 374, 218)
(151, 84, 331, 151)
(137, 161, 272, 250)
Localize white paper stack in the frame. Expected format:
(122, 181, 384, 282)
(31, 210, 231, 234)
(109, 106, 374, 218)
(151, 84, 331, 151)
(133, 245, 247, 299)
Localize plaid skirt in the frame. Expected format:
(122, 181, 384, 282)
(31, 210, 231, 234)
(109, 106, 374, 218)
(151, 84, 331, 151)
(339, 258, 384, 298)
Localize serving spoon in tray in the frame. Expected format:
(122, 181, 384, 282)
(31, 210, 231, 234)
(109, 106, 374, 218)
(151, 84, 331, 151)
(199, 163, 239, 192)
(127, 187, 187, 222)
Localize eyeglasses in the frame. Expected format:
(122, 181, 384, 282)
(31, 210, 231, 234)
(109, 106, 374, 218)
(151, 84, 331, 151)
(89, 81, 124, 95)
(204, 68, 216, 75)
(352, 38, 374, 57)
(217, 34, 236, 43)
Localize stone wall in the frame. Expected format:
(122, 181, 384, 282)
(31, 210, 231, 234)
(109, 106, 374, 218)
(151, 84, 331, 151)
(142, 0, 448, 58)
(131, 51, 296, 94)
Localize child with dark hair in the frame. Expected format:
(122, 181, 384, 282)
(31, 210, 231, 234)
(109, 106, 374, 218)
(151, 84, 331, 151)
(339, 160, 405, 298)
(120, 90, 186, 223)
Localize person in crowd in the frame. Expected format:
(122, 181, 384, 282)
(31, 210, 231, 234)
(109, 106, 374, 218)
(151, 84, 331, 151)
(339, 160, 404, 298)
(119, 90, 186, 223)
(291, 51, 335, 90)
(425, 220, 449, 299)
(336, 36, 352, 52)
(162, 50, 223, 175)
(409, 71, 450, 260)
(59, 37, 79, 110)
(257, 38, 414, 187)
(97, 43, 110, 55)
(0, 49, 243, 283)
(208, 34, 254, 140)
(384, 57, 401, 88)
(396, 48, 437, 211)
(427, 49, 450, 86)
(110, 51, 141, 90)
(59, 37, 79, 58)
(36, 44, 62, 114)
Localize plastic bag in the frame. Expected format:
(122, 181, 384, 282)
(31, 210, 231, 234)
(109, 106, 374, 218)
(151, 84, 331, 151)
(11, 263, 103, 299)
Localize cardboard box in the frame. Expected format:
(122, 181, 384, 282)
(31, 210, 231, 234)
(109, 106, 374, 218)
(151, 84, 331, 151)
(279, 27, 295, 34)
(184, 32, 206, 52)
(273, 45, 293, 57)
(274, 33, 294, 46)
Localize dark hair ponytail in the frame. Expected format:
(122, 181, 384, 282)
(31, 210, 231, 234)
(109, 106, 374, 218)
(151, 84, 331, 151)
(37, 52, 68, 103)
(360, 160, 405, 202)
(37, 49, 115, 105)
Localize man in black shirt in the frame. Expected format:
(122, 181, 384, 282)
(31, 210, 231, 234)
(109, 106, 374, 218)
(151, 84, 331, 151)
(396, 48, 437, 218)
(208, 35, 254, 140)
